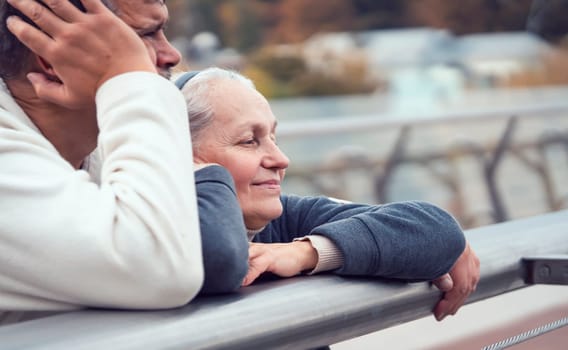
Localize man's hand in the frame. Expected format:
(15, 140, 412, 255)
(242, 242, 318, 286)
(432, 242, 480, 321)
(6, 0, 155, 108)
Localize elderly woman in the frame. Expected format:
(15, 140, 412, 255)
(177, 68, 479, 321)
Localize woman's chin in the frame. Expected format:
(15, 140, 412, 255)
(244, 204, 283, 229)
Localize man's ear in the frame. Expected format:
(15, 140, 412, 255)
(35, 56, 61, 82)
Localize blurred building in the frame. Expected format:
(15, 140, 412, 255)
(173, 31, 245, 70)
(303, 28, 553, 93)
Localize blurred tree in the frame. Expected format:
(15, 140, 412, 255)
(491, 0, 533, 32)
(164, 0, 190, 38)
(270, 0, 356, 43)
(241, 65, 278, 97)
(188, 0, 225, 35)
(165, 0, 544, 98)
(407, 0, 489, 33)
(247, 47, 379, 98)
(169, 0, 536, 48)
(250, 49, 307, 81)
(218, 0, 262, 51)
(406, 0, 532, 35)
(527, 0, 568, 43)
(351, 0, 407, 29)
(246, 47, 305, 97)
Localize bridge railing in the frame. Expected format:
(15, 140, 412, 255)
(1, 210, 567, 350)
(277, 103, 568, 228)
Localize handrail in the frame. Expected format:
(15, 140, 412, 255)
(1, 210, 567, 349)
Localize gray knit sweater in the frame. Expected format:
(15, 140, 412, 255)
(196, 165, 465, 293)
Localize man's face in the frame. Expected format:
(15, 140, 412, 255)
(114, 0, 181, 78)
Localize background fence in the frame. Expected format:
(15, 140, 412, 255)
(277, 102, 568, 229)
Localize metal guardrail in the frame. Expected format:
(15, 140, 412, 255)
(277, 102, 568, 139)
(0, 210, 567, 350)
(278, 103, 568, 229)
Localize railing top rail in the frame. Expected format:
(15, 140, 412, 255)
(277, 102, 568, 139)
(1, 210, 567, 350)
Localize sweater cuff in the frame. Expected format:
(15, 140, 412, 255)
(295, 235, 344, 274)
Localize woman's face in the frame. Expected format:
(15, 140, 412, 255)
(194, 79, 290, 229)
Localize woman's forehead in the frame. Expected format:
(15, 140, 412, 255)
(230, 117, 278, 131)
(210, 79, 276, 125)
(214, 105, 278, 134)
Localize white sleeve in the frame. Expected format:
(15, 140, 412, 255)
(0, 72, 203, 311)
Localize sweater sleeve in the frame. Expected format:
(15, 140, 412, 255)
(294, 235, 344, 274)
(0, 72, 203, 311)
(265, 195, 465, 281)
(195, 165, 248, 294)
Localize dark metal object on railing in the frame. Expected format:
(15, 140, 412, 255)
(524, 255, 568, 285)
(0, 210, 567, 350)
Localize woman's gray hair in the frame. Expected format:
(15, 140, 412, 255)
(174, 67, 256, 152)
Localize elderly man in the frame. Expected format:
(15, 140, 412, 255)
(0, 0, 204, 324)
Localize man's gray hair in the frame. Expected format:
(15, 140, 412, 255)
(174, 67, 256, 152)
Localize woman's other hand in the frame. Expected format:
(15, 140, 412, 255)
(432, 242, 480, 321)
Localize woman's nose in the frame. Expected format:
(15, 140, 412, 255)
(264, 143, 289, 170)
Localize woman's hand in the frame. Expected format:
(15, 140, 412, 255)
(432, 242, 480, 321)
(242, 242, 318, 286)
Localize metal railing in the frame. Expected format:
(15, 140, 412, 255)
(1, 210, 567, 349)
(278, 103, 568, 229)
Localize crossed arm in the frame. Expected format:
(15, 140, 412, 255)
(196, 165, 480, 320)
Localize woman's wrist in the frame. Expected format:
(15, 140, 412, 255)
(291, 240, 318, 272)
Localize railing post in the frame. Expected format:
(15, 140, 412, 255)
(373, 126, 410, 203)
(483, 116, 518, 223)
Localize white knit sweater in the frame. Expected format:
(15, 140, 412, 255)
(0, 72, 203, 325)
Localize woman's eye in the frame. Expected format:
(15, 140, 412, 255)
(241, 138, 258, 145)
